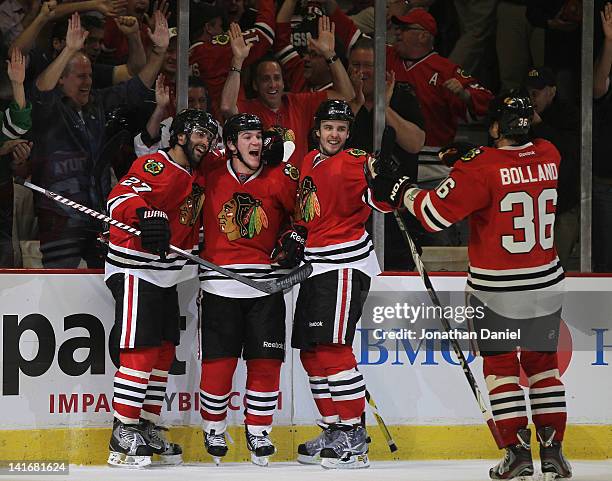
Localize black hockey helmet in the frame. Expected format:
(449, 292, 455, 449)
(487, 90, 534, 137)
(223, 113, 263, 149)
(314, 99, 354, 130)
(169, 108, 218, 148)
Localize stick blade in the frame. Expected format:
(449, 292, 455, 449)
(270, 262, 313, 292)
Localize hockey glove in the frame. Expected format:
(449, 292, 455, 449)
(136, 207, 171, 259)
(365, 154, 414, 209)
(271, 224, 308, 268)
(438, 141, 477, 167)
(261, 126, 296, 166)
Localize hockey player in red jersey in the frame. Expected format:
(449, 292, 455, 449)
(105, 109, 218, 468)
(292, 99, 392, 469)
(197, 114, 304, 466)
(369, 91, 571, 480)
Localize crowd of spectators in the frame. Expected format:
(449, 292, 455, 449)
(0, 0, 605, 272)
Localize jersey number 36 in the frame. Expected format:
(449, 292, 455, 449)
(500, 189, 557, 254)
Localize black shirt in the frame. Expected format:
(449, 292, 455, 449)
(530, 95, 580, 213)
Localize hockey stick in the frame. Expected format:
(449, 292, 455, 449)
(18, 179, 312, 294)
(393, 210, 505, 449)
(365, 388, 398, 452)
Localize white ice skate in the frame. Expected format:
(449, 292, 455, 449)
(107, 419, 153, 469)
(245, 425, 276, 467)
(319, 424, 370, 470)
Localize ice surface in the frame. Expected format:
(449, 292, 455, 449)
(12, 460, 612, 481)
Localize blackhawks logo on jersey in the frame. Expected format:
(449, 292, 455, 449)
(179, 182, 205, 226)
(284, 162, 300, 181)
(218, 192, 268, 241)
(143, 159, 165, 176)
(460, 148, 482, 162)
(347, 148, 367, 158)
(295, 176, 320, 223)
(212, 33, 230, 45)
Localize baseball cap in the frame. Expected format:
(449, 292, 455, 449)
(391, 8, 437, 36)
(525, 67, 556, 90)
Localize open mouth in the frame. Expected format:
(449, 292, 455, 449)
(248, 149, 260, 158)
(266, 89, 279, 96)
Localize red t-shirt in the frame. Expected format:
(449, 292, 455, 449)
(238, 90, 328, 167)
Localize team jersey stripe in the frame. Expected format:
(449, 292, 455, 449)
(469, 258, 562, 277)
(254, 22, 275, 44)
(107, 193, 139, 217)
(467, 271, 565, 292)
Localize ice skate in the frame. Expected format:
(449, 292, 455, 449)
(297, 422, 340, 464)
(537, 426, 572, 480)
(204, 428, 230, 465)
(141, 419, 182, 465)
(107, 418, 153, 469)
(319, 423, 370, 469)
(489, 428, 534, 480)
(245, 425, 276, 467)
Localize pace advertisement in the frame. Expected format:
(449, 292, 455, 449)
(1, 273, 611, 430)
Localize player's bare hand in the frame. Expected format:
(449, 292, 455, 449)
(443, 78, 470, 102)
(229, 22, 251, 62)
(154, 74, 171, 109)
(307, 15, 335, 59)
(602, 3, 612, 40)
(147, 10, 169, 50)
(66, 13, 89, 53)
(7, 48, 26, 84)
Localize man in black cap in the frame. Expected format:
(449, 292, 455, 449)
(525, 66, 580, 270)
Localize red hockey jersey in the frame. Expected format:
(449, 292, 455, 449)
(296, 148, 391, 277)
(105, 150, 204, 287)
(198, 152, 300, 297)
(405, 140, 565, 317)
(331, 8, 493, 147)
(189, 0, 275, 121)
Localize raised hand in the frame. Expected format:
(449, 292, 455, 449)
(229, 22, 252, 62)
(115, 15, 139, 36)
(349, 68, 365, 109)
(7, 48, 26, 85)
(38, 0, 57, 20)
(97, 0, 127, 17)
(154, 74, 171, 110)
(307, 15, 335, 59)
(602, 3, 612, 40)
(385, 70, 396, 107)
(65, 13, 89, 52)
(147, 10, 169, 50)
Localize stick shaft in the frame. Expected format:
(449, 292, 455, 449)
(22, 180, 286, 294)
(393, 211, 504, 449)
